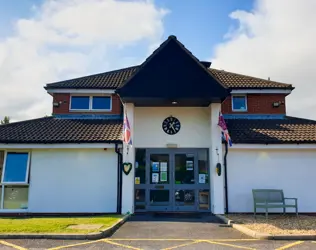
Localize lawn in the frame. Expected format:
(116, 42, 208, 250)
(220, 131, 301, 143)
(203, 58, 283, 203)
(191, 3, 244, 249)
(0, 215, 123, 234)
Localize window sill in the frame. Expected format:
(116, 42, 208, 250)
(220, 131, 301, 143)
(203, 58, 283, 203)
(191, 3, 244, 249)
(69, 110, 112, 112)
(232, 110, 248, 112)
(0, 209, 28, 212)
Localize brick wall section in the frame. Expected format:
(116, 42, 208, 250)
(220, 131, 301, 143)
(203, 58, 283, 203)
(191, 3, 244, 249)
(52, 93, 122, 115)
(221, 94, 286, 114)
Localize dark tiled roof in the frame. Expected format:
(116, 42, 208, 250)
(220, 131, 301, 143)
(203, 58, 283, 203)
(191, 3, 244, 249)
(227, 116, 316, 144)
(0, 117, 122, 144)
(45, 66, 293, 90)
(45, 66, 138, 89)
(209, 68, 293, 89)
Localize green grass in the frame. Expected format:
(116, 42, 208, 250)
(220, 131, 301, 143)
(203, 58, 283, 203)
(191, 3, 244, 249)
(0, 215, 123, 233)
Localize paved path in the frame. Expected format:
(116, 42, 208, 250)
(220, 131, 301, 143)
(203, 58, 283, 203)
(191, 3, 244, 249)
(1, 214, 316, 249)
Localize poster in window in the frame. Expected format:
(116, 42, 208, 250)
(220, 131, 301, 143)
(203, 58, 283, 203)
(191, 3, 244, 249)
(152, 162, 159, 172)
(198, 174, 206, 184)
(152, 173, 159, 183)
(186, 160, 194, 171)
(160, 162, 168, 172)
(160, 171, 167, 182)
(135, 177, 140, 185)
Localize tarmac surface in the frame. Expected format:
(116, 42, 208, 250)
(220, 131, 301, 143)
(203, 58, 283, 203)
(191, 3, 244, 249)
(0, 214, 315, 249)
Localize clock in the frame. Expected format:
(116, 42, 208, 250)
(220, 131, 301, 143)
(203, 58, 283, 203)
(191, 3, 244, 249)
(162, 116, 181, 135)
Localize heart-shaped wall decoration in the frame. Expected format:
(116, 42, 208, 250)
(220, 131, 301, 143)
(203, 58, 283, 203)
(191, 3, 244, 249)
(123, 162, 133, 175)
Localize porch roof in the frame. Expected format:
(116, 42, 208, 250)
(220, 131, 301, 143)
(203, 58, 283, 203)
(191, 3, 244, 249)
(115, 36, 229, 105)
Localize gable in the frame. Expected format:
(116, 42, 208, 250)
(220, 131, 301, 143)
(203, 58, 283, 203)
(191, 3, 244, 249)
(116, 36, 229, 104)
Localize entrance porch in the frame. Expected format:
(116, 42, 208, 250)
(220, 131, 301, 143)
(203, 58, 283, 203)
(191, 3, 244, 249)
(117, 36, 228, 215)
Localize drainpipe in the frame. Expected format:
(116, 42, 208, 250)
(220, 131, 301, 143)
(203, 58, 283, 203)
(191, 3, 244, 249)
(115, 143, 123, 214)
(223, 141, 229, 214)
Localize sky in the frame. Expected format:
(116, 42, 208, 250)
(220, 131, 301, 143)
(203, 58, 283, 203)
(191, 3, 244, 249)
(0, 0, 315, 121)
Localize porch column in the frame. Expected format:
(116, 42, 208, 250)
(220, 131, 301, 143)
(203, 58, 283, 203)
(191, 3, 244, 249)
(209, 103, 225, 214)
(122, 103, 135, 214)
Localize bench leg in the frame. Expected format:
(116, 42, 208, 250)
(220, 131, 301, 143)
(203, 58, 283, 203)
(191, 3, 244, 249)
(265, 207, 268, 219)
(283, 207, 286, 215)
(254, 206, 256, 218)
(296, 206, 298, 217)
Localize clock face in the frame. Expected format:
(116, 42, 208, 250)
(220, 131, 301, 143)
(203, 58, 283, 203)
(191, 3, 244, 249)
(162, 116, 181, 135)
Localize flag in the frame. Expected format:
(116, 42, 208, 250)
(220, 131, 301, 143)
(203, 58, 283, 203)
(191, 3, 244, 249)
(218, 112, 232, 147)
(123, 110, 132, 145)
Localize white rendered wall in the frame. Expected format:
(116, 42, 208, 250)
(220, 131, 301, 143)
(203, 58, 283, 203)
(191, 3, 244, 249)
(134, 107, 211, 148)
(227, 149, 316, 213)
(28, 148, 117, 213)
(122, 103, 135, 214)
(209, 103, 225, 214)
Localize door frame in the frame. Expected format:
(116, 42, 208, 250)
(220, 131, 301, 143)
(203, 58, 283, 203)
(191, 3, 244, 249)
(139, 148, 210, 212)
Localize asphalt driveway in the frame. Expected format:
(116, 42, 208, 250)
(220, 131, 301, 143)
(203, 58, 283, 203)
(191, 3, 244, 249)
(1, 214, 316, 249)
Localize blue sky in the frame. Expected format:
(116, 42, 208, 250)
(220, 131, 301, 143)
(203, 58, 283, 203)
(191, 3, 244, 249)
(156, 0, 253, 59)
(1, 0, 316, 120)
(0, 0, 253, 59)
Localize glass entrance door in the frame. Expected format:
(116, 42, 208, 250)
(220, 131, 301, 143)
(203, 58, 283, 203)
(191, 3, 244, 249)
(173, 152, 197, 211)
(146, 151, 172, 211)
(135, 148, 210, 212)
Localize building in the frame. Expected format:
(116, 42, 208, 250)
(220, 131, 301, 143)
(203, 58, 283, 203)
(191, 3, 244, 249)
(0, 35, 315, 214)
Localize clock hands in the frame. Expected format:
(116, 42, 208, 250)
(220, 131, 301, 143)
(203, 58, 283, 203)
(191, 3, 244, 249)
(169, 122, 177, 133)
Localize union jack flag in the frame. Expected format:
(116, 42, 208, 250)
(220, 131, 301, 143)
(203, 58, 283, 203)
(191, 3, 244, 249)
(218, 112, 232, 147)
(123, 110, 132, 145)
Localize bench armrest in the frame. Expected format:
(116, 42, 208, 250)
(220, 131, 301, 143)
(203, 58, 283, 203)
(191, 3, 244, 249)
(284, 198, 298, 206)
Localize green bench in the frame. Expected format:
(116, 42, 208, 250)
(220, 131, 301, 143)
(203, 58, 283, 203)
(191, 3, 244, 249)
(252, 189, 298, 218)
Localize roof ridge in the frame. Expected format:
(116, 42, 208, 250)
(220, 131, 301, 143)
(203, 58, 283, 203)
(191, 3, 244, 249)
(45, 65, 140, 88)
(0, 116, 53, 127)
(210, 68, 293, 89)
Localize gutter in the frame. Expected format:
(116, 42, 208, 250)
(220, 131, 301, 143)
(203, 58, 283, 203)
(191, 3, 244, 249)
(115, 143, 123, 214)
(223, 141, 229, 214)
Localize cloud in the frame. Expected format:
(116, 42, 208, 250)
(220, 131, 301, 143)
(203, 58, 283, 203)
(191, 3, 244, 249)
(211, 0, 316, 119)
(0, 0, 167, 121)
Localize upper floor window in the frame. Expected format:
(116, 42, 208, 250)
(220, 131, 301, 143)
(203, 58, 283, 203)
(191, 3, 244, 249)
(71, 96, 90, 110)
(70, 95, 112, 111)
(232, 95, 247, 112)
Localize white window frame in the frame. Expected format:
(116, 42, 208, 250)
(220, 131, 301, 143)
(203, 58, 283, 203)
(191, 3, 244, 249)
(0, 150, 30, 210)
(1, 150, 30, 184)
(232, 95, 248, 112)
(69, 94, 112, 112)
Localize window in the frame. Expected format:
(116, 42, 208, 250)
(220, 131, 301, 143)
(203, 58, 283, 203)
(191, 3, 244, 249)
(70, 95, 112, 111)
(0, 151, 30, 210)
(3, 152, 29, 183)
(92, 96, 111, 110)
(232, 95, 247, 111)
(70, 96, 90, 110)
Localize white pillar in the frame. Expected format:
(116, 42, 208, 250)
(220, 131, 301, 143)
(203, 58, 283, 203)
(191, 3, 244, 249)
(210, 103, 225, 214)
(121, 103, 135, 214)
